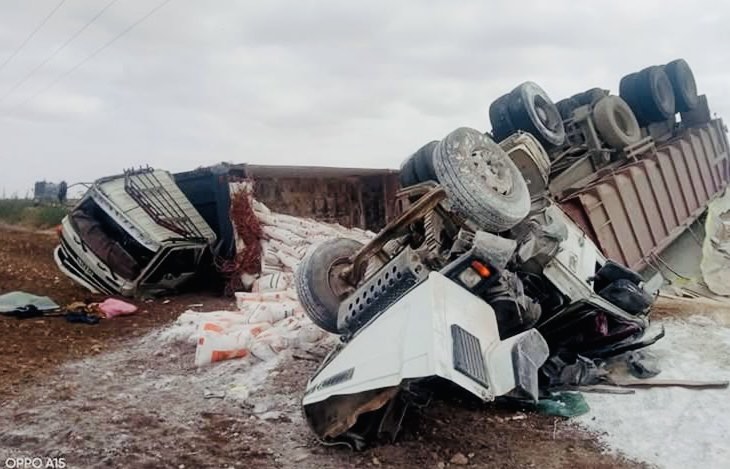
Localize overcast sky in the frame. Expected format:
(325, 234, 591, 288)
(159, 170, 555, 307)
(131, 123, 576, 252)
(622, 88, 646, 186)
(0, 0, 728, 196)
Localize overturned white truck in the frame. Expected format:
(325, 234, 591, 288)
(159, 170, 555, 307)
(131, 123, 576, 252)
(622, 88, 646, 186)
(297, 58, 722, 447)
(297, 129, 658, 448)
(54, 169, 218, 297)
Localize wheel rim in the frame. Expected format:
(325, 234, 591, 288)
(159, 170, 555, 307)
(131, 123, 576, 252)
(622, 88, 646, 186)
(534, 95, 561, 133)
(471, 148, 513, 196)
(615, 109, 629, 134)
(326, 258, 356, 300)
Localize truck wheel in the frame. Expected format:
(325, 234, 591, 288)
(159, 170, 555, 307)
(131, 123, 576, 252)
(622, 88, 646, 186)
(619, 72, 645, 124)
(295, 238, 363, 334)
(433, 127, 530, 232)
(489, 93, 517, 141)
(572, 88, 608, 107)
(641, 66, 675, 121)
(593, 96, 641, 150)
(620, 66, 675, 124)
(556, 97, 579, 120)
(664, 59, 699, 112)
(413, 140, 439, 182)
(507, 82, 565, 147)
(399, 154, 419, 188)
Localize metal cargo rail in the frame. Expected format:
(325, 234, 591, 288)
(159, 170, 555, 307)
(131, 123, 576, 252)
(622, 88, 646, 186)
(561, 119, 730, 271)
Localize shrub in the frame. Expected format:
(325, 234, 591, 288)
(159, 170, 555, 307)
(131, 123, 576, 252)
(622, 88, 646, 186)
(0, 199, 68, 228)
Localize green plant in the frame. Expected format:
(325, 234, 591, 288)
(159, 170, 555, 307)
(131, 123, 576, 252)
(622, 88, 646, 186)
(0, 199, 33, 224)
(0, 199, 68, 228)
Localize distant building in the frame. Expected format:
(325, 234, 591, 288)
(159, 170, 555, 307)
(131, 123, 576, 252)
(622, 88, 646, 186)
(33, 180, 67, 203)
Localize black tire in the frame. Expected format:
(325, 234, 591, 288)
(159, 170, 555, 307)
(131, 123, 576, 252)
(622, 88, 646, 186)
(507, 82, 565, 147)
(399, 154, 419, 188)
(641, 66, 675, 121)
(619, 66, 675, 124)
(295, 238, 363, 334)
(556, 97, 580, 120)
(489, 93, 517, 141)
(664, 59, 699, 112)
(619, 72, 646, 124)
(572, 88, 608, 107)
(593, 96, 641, 149)
(413, 140, 439, 182)
(598, 279, 653, 315)
(593, 259, 644, 291)
(569, 91, 586, 104)
(618, 72, 637, 99)
(433, 127, 530, 232)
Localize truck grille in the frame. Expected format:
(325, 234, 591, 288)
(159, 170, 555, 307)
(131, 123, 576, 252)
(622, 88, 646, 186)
(451, 325, 489, 388)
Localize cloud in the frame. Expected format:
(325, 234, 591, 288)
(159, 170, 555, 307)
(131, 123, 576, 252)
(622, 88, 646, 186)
(12, 90, 103, 120)
(0, 0, 728, 196)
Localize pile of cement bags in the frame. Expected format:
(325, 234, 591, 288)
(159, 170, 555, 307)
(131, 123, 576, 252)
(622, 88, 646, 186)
(172, 199, 373, 366)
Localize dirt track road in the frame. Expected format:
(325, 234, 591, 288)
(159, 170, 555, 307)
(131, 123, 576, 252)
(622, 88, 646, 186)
(0, 226, 642, 468)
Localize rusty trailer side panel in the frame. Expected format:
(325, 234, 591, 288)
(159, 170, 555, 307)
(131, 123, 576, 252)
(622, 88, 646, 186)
(241, 164, 400, 232)
(562, 120, 730, 271)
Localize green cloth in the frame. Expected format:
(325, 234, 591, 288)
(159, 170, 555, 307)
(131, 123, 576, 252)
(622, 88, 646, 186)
(536, 391, 590, 417)
(0, 291, 59, 313)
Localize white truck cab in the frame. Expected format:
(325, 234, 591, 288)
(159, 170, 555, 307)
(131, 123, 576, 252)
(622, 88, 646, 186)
(54, 168, 217, 297)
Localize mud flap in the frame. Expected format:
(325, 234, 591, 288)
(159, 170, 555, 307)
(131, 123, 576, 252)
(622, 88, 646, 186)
(510, 329, 550, 401)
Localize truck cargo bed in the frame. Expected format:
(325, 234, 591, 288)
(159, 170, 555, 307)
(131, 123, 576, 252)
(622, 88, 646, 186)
(561, 119, 730, 271)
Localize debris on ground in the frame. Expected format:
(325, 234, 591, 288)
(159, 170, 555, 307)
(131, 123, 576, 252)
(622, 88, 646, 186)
(536, 392, 590, 418)
(701, 188, 730, 296)
(449, 452, 469, 465)
(0, 294, 140, 326)
(606, 377, 729, 389)
(0, 291, 59, 313)
(575, 317, 730, 469)
(95, 298, 139, 318)
(542, 355, 608, 387)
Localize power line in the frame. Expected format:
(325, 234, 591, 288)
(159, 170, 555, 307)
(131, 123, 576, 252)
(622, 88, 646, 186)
(15, 0, 173, 110)
(0, 0, 67, 74)
(0, 0, 120, 104)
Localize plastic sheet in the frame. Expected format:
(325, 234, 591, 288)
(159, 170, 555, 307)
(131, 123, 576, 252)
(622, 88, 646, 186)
(0, 291, 59, 313)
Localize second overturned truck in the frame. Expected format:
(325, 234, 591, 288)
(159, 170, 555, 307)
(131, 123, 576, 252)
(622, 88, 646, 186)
(55, 169, 218, 297)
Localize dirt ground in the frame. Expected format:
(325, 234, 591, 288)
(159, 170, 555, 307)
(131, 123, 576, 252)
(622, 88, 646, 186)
(0, 225, 233, 402)
(0, 225, 643, 468)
